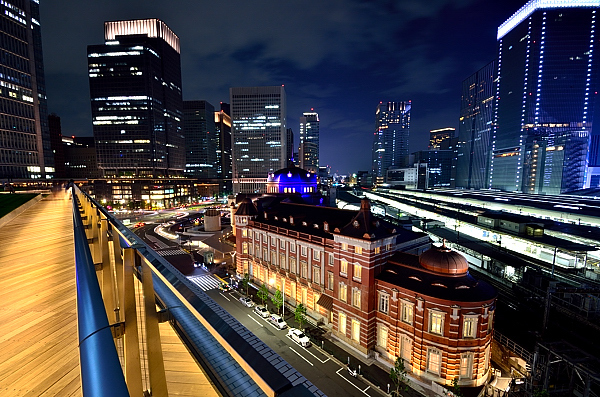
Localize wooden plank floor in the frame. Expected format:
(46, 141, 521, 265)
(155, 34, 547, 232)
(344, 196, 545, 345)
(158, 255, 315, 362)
(0, 193, 220, 396)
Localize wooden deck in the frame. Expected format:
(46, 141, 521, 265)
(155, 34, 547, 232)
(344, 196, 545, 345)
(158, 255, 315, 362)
(0, 193, 219, 396)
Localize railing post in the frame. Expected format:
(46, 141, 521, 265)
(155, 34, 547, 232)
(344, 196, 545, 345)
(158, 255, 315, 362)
(141, 257, 169, 396)
(122, 247, 144, 396)
(100, 217, 117, 325)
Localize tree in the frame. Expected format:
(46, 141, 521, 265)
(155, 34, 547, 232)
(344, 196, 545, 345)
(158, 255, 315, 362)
(389, 357, 410, 396)
(533, 389, 549, 397)
(295, 303, 307, 329)
(271, 287, 283, 314)
(240, 273, 250, 296)
(258, 283, 269, 306)
(445, 377, 463, 397)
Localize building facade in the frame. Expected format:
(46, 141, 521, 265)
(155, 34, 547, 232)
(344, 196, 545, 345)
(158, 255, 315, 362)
(88, 19, 184, 178)
(234, 197, 495, 387)
(372, 102, 411, 184)
(184, 100, 217, 179)
(456, 61, 496, 190)
(299, 111, 320, 173)
(230, 86, 287, 194)
(492, 1, 600, 194)
(215, 103, 233, 193)
(429, 128, 455, 150)
(0, 0, 53, 180)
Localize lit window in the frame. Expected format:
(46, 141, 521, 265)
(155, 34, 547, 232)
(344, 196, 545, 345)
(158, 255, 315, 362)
(289, 257, 296, 274)
(429, 311, 444, 335)
(378, 292, 389, 314)
(460, 352, 474, 379)
(280, 253, 286, 270)
(427, 348, 441, 375)
(313, 266, 320, 284)
(339, 283, 347, 302)
(487, 311, 494, 333)
(327, 271, 334, 290)
(375, 246, 381, 254)
(301, 245, 307, 256)
(339, 312, 346, 335)
(242, 229, 248, 237)
(313, 250, 320, 261)
(401, 336, 412, 361)
(341, 243, 348, 251)
(328, 253, 334, 266)
(351, 319, 360, 342)
(340, 260, 348, 275)
(242, 242, 248, 254)
(463, 316, 478, 338)
(352, 288, 361, 308)
(401, 301, 414, 325)
(301, 261, 308, 278)
(353, 263, 361, 281)
(377, 325, 388, 348)
(355, 246, 362, 254)
(290, 244, 296, 253)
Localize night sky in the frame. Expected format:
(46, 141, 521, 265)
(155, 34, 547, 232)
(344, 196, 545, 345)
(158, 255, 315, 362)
(40, 0, 525, 175)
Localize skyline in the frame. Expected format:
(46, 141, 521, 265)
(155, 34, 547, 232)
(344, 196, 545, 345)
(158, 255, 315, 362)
(40, 0, 525, 175)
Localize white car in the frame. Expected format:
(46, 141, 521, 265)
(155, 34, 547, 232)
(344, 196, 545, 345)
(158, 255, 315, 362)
(254, 305, 270, 318)
(287, 328, 310, 347)
(239, 296, 254, 307)
(268, 314, 287, 329)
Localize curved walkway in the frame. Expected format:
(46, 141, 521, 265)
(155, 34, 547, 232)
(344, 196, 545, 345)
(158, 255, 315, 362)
(0, 193, 219, 396)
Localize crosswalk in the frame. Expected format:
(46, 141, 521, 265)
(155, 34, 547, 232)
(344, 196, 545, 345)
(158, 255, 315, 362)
(188, 274, 221, 291)
(157, 249, 188, 257)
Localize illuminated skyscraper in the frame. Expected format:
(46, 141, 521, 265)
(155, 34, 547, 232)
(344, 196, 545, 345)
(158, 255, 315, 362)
(230, 86, 287, 194)
(299, 110, 319, 173)
(0, 0, 53, 180)
(183, 100, 217, 179)
(88, 19, 184, 178)
(492, 1, 600, 194)
(215, 103, 232, 193)
(456, 61, 496, 189)
(372, 101, 411, 184)
(429, 128, 455, 150)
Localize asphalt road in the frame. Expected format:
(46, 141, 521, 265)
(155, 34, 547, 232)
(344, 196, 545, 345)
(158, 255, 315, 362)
(206, 287, 386, 397)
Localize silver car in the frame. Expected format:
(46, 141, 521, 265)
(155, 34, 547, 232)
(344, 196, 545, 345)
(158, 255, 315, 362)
(239, 296, 254, 307)
(254, 305, 270, 318)
(287, 328, 310, 347)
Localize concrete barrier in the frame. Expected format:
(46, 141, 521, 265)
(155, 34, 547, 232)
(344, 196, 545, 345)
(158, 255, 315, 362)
(0, 194, 42, 229)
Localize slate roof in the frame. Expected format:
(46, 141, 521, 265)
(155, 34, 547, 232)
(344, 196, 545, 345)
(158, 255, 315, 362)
(376, 251, 497, 303)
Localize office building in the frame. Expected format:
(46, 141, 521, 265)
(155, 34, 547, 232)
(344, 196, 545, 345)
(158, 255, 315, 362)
(286, 128, 294, 166)
(49, 114, 65, 179)
(372, 102, 411, 184)
(215, 103, 232, 193)
(492, 1, 600, 194)
(230, 86, 287, 194)
(184, 100, 217, 179)
(456, 61, 496, 190)
(414, 150, 455, 188)
(429, 128, 455, 150)
(88, 19, 184, 178)
(62, 136, 101, 179)
(0, 0, 53, 180)
(299, 110, 320, 173)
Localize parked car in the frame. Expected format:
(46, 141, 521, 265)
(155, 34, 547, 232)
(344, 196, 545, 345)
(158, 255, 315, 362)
(287, 328, 310, 347)
(254, 305, 270, 318)
(239, 296, 254, 307)
(268, 314, 287, 329)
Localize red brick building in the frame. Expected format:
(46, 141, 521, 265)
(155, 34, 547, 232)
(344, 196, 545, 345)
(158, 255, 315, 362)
(233, 196, 496, 387)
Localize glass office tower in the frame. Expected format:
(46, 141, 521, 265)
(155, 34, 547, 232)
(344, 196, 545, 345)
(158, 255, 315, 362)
(371, 101, 411, 184)
(492, 1, 599, 194)
(230, 86, 287, 194)
(456, 61, 496, 189)
(0, 0, 52, 180)
(299, 110, 319, 173)
(183, 100, 217, 179)
(88, 19, 184, 178)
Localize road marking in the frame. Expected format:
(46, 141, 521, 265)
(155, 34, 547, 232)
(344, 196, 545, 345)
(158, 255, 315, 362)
(335, 368, 371, 396)
(363, 386, 370, 393)
(301, 344, 330, 364)
(289, 347, 314, 366)
(247, 314, 263, 327)
(219, 292, 230, 301)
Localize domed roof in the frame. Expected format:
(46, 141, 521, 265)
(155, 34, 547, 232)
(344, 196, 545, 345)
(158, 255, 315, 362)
(270, 166, 316, 183)
(419, 242, 469, 275)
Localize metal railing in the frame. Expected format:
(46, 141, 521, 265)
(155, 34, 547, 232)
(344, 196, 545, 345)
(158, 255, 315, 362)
(72, 186, 129, 396)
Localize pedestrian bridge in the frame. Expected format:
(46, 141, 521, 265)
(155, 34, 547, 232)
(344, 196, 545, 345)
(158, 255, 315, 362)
(0, 188, 323, 397)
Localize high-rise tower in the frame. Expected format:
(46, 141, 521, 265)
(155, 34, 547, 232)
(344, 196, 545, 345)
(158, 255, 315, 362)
(0, 0, 52, 180)
(299, 110, 319, 173)
(230, 86, 287, 194)
(372, 101, 411, 184)
(215, 103, 232, 193)
(183, 100, 217, 179)
(88, 19, 184, 178)
(492, 1, 600, 194)
(456, 61, 496, 189)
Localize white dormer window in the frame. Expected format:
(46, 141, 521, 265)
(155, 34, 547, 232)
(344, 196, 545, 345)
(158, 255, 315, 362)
(353, 220, 359, 228)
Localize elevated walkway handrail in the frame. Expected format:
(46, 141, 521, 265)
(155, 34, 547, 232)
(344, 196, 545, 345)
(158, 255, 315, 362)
(71, 186, 129, 397)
